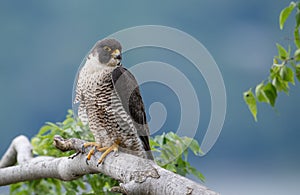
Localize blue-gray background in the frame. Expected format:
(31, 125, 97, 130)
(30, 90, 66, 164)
(1, 1, 299, 194)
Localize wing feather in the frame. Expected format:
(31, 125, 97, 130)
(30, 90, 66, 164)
(112, 66, 153, 160)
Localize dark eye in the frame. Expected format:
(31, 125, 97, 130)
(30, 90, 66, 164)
(103, 46, 111, 51)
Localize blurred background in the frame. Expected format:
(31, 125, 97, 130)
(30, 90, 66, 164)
(0, 0, 299, 194)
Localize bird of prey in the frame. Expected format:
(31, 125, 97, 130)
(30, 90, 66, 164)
(73, 38, 153, 165)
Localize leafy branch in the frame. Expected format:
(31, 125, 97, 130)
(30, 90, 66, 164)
(244, 1, 300, 121)
(8, 110, 205, 195)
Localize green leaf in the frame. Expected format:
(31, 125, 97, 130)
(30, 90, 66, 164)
(296, 10, 300, 28)
(273, 57, 279, 65)
(294, 48, 300, 60)
(270, 66, 280, 80)
(264, 83, 277, 107)
(279, 1, 296, 30)
(175, 157, 188, 176)
(38, 125, 52, 136)
(294, 29, 300, 48)
(10, 183, 23, 193)
(188, 139, 203, 156)
(165, 164, 177, 172)
(50, 179, 62, 194)
(270, 65, 290, 93)
(272, 76, 289, 94)
(255, 82, 277, 107)
(187, 165, 205, 182)
(276, 43, 289, 60)
(296, 64, 300, 81)
(66, 191, 76, 195)
(243, 89, 257, 121)
(149, 139, 160, 147)
(255, 82, 268, 103)
(280, 66, 295, 84)
(297, 13, 300, 29)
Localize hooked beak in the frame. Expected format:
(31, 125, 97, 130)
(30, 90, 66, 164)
(111, 49, 122, 60)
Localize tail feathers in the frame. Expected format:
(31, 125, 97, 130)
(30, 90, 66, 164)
(145, 150, 154, 160)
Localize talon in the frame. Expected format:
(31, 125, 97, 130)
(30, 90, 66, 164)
(83, 142, 102, 150)
(97, 157, 104, 166)
(69, 151, 80, 159)
(97, 160, 103, 167)
(85, 147, 95, 164)
(81, 145, 85, 153)
(80, 142, 119, 166)
(81, 142, 103, 165)
(96, 142, 119, 165)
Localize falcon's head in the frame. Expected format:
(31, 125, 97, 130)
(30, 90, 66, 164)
(91, 38, 122, 67)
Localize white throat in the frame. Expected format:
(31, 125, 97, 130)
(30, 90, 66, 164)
(84, 54, 114, 74)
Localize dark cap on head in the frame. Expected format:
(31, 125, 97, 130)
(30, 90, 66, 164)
(91, 39, 122, 65)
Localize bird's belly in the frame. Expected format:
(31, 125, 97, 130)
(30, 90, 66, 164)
(83, 71, 146, 157)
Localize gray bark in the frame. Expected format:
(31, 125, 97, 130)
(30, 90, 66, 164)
(0, 135, 219, 195)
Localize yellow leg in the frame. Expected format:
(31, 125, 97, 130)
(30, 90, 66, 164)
(82, 142, 103, 164)
(83, 142, 101, 149)
(85, 147, 95, 163)
(97, 142, 119, 166)
(81, 141, 119, 166)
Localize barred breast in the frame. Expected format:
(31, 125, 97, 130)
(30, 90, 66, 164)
(81, 66, 147, 159)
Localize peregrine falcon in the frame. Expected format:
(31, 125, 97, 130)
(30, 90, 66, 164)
(74, 39, 153, 165)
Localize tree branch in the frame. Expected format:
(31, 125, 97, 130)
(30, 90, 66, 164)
(0, 135, 219, 195)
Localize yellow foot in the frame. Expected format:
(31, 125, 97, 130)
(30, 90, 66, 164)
(81, 141, 119, 166)
(82, 142, 102, 152)
(97, 142, 119, 166)
(82, 142, 108, 165)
